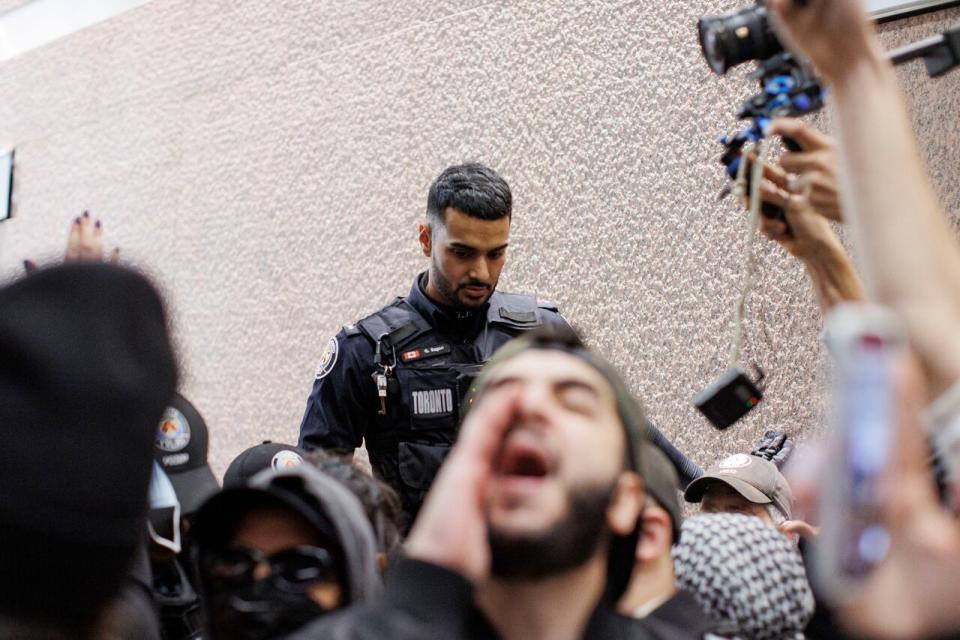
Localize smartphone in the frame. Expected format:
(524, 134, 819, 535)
(0, 148, 13, 222)
(814, 303, 905, 601)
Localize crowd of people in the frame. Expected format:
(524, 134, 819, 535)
(5, 0, 960, 638)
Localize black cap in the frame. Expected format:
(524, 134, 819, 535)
(192, 472, 339, 556)
(0, 263, 178, 625)
(223, 441, 307, 489)
(154, 393, 219, 514)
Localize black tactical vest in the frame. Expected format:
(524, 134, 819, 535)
(352, 291, 561, 520)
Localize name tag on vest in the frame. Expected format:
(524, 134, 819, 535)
(401, 344, 451, 363)
(412, 388, 455, 416)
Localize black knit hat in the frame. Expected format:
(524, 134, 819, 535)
(0, 264, 178, 626)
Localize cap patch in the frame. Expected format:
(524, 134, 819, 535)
(315, 337, 339, 380)
(156, 407, 191, 453)
(718, 453, 752, 469)
(272, 450, 304, 471)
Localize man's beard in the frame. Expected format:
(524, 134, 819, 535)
(429, 256, 493, 309)
(488, 479, 617, 581)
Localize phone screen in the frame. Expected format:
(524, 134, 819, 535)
(835, 335, 895, 579)
(0, 149, 12, 222)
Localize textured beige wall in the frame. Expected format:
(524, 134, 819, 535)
(1, 1, 958, 476)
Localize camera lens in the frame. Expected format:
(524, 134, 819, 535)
(697, 4, 783, 75)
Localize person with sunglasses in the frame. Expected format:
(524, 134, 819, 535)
(189, 463, 381, 640)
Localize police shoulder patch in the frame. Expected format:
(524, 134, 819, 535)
(315, 337, 339, 380)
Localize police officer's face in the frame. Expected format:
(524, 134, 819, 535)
(420, 207, 510, 308)
(481, 351, 643, 541)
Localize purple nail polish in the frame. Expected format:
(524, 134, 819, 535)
(74, 217, 81, 224)
(95, 220, 101, 229)
(82, 210, 89, 218)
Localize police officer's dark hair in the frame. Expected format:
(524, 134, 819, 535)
(426, 162, 512, 227)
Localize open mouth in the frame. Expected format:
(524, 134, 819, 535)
(495, 429, 553, 481)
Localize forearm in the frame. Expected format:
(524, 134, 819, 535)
(831, 55, 960, 393)
(800, 241, 866, 313)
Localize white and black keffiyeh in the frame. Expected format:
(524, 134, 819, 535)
(672, 513, 815, 640)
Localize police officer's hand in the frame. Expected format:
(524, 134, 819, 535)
(767, 0, 881, 84)
(404, 386, 521, 584)
(769, 118, 842, 223)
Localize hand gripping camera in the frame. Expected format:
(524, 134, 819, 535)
(693, 1, 822, 431)
(699, 0, 825, 227)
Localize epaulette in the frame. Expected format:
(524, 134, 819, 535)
(355, 299, 431, 351)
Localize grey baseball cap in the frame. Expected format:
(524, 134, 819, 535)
(683, 453, 793, 520)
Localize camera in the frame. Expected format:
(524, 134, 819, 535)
(697, 1, 823, 227)
(698, 1, 784, 76)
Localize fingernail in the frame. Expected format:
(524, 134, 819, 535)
(74, 216, 81, 225)
(95, 220, 101, 229)
(82, 211, 89, 218)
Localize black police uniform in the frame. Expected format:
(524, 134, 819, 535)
(298, 272, 571, 519)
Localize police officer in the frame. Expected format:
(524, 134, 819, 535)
(298, 163, 571, 521)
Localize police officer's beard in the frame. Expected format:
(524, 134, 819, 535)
(429, 259, 464, 308)
(487, 478, 617, 581)
(429, 257, 492, 309)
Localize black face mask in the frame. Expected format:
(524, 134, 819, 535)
(201, 545, 346, 640)
(207, 579, 328, 640)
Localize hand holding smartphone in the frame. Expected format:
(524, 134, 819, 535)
(815, 303, 905, 601)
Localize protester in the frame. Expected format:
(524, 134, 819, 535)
(769, 0, 960, 402)
(685, 453, 794, 528)
(190, 463, 381, 640)
(288, 326, 707, 639)
(0, 263, 178, 638)
(619, 445, 722, 636)
(766, 0, 960, 634)
(673, 513, 815, 639)
(223, 441, 308, 489)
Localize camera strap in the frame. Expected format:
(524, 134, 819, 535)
(728, 140, 769, 367)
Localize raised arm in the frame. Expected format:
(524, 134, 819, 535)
(770, 0, 960, 396)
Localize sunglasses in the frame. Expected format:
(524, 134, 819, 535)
(203, 545, 340, 593)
